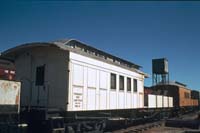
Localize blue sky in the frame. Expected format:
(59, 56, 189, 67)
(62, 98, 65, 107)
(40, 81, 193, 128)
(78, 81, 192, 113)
(0, 1, 200, 90)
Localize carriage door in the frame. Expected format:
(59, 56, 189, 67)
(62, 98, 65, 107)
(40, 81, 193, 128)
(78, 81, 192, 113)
(34, 64, 48, 107)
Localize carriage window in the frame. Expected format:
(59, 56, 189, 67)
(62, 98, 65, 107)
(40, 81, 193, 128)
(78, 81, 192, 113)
(127, 77, 131, 92)
(110, 73, 116, 90)
(119, 75, 124, 90)
(133, 79, 137, 92)
(35, 65, 45, 86)
(184, 92, 190, 99)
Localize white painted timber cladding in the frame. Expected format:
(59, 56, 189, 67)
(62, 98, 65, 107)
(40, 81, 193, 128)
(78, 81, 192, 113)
(156, 95, 163, 108)
(87, 68, 96, 88)
(99, 90, 107, 109)
(133, 93, 138, 108)
(118, 92, 125, 109)
(68, 52, 145, 111)
(168, 97, 173, 107)
(148, 94, 156, 108)
(163, 96, 169, 108)
(137, 80, 144, 93)
(73, 64, 84, 86)
(87, 89, 96, 110)
(139, 93, 143, 108)
(99, 71, 107, 89)
(126, 93, 131, 108)
(110, 91, 117, 109)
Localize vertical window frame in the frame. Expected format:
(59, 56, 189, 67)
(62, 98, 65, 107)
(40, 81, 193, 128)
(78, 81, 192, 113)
(110, 73, 116, 90)
(119, 75, 124, 91)
(127, 77, 131, 92)
(133, 79, 137, 92)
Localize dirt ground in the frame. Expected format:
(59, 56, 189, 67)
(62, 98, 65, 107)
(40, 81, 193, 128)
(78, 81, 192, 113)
(143, 126, 190, 133)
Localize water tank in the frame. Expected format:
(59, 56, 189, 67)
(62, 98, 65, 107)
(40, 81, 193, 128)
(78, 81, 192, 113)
(152, 58, 168, 74)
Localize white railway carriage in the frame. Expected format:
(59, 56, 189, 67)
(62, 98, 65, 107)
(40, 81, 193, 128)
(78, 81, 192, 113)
(148, 94, 156, 108)
(145, 94, 174, 108)
(168, 97, 173, 107)
(2, 39, 147, 112)
(156, 95, 163, 108)
(163, 96, 169, 108)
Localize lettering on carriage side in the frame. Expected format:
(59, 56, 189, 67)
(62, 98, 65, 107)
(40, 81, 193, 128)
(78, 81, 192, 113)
(73, 92, 83, 109)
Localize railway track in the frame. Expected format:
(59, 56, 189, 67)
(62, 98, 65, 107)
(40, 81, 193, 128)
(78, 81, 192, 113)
(112, 120, 164, 133)
(112, 112, 199, 133)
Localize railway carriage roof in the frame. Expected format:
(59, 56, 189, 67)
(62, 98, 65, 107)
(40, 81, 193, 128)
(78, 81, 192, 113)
(1, 39, 148, 76)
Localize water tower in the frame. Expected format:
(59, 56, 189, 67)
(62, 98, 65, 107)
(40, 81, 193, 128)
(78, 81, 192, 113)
(152, 58, 169, 86)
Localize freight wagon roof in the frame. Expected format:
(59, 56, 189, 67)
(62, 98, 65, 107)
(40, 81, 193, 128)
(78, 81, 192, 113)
(1, 39, 148, 76)
(0, 57, 15, 69)
(153, 81, 191, 90)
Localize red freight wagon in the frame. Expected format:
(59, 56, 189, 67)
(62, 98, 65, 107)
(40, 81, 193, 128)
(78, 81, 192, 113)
(0, 58, 15, 80)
